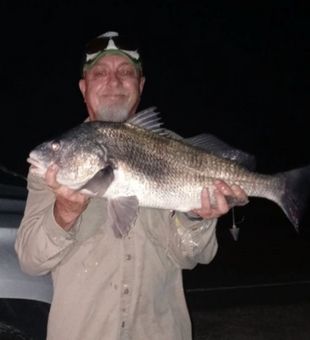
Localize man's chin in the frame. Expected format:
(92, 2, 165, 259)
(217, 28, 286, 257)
(96, 105, 130, 122)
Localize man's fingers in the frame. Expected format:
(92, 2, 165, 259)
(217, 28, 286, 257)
(190, 181, 249, 220)
(214, 180, 234, 196)
(214, 181, 248, 210)
(45, 164, 62, 191)
(190, 187, 210, 217)
(231, 184, 248, 199)
(213, 188, 229, 214)
(200, 187, 211, 209)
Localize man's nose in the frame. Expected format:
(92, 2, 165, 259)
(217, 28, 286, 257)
(107, 72, 121, 86)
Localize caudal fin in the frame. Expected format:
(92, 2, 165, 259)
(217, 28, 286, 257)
(279, 165, 310, 232)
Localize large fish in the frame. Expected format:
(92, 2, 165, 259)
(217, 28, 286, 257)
(28, 107, 310, 238)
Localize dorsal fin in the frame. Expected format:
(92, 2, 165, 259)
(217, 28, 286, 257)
(184, 134, 256, 170)
(127, 107, 167, 136)
(128, 108, 256, 170)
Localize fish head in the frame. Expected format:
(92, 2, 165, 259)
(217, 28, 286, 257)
(28, 123, 109, 189)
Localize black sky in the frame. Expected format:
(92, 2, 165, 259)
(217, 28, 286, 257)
(1, 1, 309, 176)
(1, 0, 310, 287)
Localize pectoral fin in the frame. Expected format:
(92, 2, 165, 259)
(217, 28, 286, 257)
(80, 165, 114, 196)
(107, 196, 139, 239)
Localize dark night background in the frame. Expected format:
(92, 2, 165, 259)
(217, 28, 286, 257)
(1, 1, 310, 291)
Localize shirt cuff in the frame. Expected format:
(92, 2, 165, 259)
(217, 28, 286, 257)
(42, 204, 81, 247)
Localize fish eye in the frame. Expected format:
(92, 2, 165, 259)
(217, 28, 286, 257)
(50, 141, 60, 151)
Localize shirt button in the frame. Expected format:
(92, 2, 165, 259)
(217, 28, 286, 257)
(124, 288, 129, 294)
(126, 255, 132, 260)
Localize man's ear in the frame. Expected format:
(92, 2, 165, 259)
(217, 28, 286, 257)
(79, 79, 86, 98)
(139, 76, 146, 95)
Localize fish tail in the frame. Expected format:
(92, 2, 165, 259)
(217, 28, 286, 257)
(278, 165, 310, 231)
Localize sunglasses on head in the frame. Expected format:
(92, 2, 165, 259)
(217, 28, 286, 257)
(85, 36, 140, 55)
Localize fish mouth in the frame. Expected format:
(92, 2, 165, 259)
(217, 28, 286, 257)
(27, 155, 86, 188)
(27, 155, 48, 177)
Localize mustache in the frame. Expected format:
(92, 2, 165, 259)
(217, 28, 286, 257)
(101, 90, 129, 96)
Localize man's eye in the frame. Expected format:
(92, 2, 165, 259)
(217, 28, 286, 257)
(94, 70, 107, 77)
(119, 69, 134, 77)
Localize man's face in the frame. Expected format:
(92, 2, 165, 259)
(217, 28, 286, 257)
(79, 55, 145, 122)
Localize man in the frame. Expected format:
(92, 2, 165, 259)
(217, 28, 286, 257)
(15, 31, 247, 340)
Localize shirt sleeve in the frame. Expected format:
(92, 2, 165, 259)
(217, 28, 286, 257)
(14, 173, 80, 276)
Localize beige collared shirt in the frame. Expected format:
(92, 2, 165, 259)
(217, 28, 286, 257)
(15, 173, 218, 340)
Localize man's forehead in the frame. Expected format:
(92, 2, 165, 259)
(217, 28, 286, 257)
(93, 54, 136, 68)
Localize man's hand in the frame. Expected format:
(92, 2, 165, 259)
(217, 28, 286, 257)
(46, 164, 90, 232)
(189, 180, 248, 220)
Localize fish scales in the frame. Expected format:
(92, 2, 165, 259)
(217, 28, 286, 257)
(92, 123, 281, 211)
